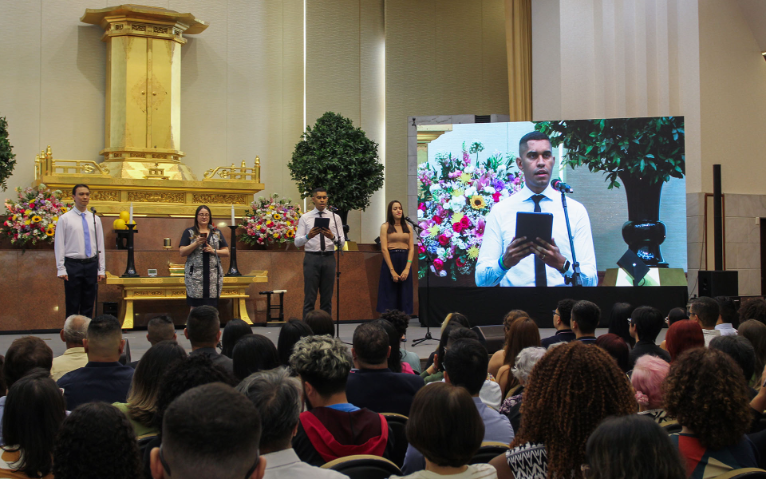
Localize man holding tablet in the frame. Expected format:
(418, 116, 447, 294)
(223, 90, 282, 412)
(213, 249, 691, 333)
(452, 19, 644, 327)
(475, 131, 597, 287)
(295, 187, 345, 317)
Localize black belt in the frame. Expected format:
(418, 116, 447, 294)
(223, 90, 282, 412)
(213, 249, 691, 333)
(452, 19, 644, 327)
(306, 251, 335, 256)
(65, 256, 97, 264)
(388, 249, 409, 253)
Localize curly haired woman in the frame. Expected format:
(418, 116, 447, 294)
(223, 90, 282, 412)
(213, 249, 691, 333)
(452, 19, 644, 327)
(664, 348, 757, 478)
(490, 341, 637, 479)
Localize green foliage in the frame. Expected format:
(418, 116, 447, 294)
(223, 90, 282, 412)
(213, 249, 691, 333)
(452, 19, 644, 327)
(0, 117, 17, 192)
(288, 112, 384, 212)
(535, 117, 684, 189)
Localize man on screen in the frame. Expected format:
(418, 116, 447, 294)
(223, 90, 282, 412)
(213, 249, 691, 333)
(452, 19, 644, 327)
(475, 131, 597, 287)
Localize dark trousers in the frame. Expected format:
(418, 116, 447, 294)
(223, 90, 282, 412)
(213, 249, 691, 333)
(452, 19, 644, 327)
(303, 253, 336, 318)
(64, 258, 98, 318)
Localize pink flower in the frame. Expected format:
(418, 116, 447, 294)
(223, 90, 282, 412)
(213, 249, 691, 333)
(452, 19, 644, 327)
(437, 234, 450, 246)
(419, 245, 426, 254)
(456, 257, 467, 268)
(418, 203, 426, 211)
(452, 222, 463, 233)
(432, 215, 442, 225)
(460, 216, 471, 228)
(433, 258, 444, 270)
(493, 192, 501, 203)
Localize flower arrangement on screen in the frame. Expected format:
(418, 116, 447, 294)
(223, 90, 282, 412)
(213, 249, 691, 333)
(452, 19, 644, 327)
(416, 142, 524, 280)
(1, 184, 72, 248)
(240, 194, 302, 246)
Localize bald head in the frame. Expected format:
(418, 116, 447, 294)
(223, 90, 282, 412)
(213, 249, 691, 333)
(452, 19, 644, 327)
(61, 315, 90, 347)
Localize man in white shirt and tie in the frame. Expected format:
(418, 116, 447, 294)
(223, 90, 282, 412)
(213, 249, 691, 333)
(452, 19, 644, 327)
(54, 184, 105, 318)
(294, 188, 345, 318)
(475, 131, 597, 287)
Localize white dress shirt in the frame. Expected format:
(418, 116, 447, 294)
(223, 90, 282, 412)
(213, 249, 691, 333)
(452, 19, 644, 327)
(262, 448, 348, 479)
(54, 208, 106, 276)
(294, 208, 345, 252)
(475, 184, 597, 287)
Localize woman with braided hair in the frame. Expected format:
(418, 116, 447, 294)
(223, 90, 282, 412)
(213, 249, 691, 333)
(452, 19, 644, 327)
(490, 341, 637, 479)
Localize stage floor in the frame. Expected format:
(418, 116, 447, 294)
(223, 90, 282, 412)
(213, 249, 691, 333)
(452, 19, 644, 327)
(0, 319, 667, 363)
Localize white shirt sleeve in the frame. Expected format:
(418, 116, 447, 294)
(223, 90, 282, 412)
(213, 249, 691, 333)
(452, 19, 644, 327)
(475, 209, 508, 287)
(294, 214, 309, 248)
(54, 213, 68, 277)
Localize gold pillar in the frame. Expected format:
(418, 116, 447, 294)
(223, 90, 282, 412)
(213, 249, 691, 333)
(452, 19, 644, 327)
(81, 5, 208, 180)
(505, 0, 532, 121)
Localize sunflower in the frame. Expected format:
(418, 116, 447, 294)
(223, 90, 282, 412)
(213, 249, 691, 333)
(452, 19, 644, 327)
(61, 207, 68, 213)
(286, 230, 295, 238)
(468, 246, 480, 259)
(471, 195, 486, 210)
(273, 213, 282, 220)
(451, 212, 464, 224)
(31, 215, 42, 223)
(46, 225, 55, 237)
(459, 172, 471, 183)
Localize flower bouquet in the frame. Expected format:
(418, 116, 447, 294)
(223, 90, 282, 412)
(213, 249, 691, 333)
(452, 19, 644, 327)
(1, 183, 72, 249)
(239, 194, 302, 246)
(416, 142, 524, 283)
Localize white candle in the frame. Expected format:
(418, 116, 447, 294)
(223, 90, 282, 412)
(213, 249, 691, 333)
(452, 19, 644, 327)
(129, 203, 133, 223)
(253, 193, 257, 203)
(231, 205, 235, 225)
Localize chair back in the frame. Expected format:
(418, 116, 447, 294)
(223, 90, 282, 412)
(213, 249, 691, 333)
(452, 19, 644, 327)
(469, 441, 510, 465)
(381, 413, 408, 468)
(321, 454, 402, 479)
(713, 468, 766, 479)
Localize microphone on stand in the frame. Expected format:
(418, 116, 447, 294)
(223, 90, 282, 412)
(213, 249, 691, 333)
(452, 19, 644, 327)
(403, 216, 423, 230)
(551, 179, 574, 194)
(327, 205, 339, 212)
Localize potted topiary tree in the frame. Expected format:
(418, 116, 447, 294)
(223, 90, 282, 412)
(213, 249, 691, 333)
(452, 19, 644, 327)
(535, 117, 685, 266)
(0, 116, 16, 192)
(288, 111, 384, 241)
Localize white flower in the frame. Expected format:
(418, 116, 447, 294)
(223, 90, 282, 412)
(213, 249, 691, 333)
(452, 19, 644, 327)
(497, 164, 506, 172)
(417, 209, 424, 219)
(437, 247, 446, 257)
(483, 186, 496, 194)
(464, 186, 477, 197)
(464, 166, 475, 174)
(450, 196, 466, 210)
(429, 184, 441, 193)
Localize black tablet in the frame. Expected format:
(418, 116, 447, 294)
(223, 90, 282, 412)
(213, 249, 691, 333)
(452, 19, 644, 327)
(313, 217, 330, 230)
(515, 212, 553, 245)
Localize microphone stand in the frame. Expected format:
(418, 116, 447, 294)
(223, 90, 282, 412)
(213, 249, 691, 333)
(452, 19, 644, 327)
(329, 208, 345, 340)
(560, 190, 583, 287)
(91, 208, 101, 315)
(407, 219, 437, 346)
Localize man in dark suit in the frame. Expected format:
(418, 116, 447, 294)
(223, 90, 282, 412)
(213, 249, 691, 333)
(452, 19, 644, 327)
(346, 321, 424, 416)
(541, 298, 577, 348)
(185, 306, 233, 374)
(57, 314, 134, 410)
(571, 300, 600, 345)
(629, 306, 671, 368)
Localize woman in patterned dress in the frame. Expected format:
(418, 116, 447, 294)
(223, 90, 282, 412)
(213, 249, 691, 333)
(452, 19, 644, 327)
(179, 205, 229, 309)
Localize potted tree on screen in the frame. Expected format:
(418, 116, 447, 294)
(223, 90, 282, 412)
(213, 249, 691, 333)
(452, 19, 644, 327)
(535, 117, 685, 266)
(288, 111, 384, 241)
(0, 116, 16, 192)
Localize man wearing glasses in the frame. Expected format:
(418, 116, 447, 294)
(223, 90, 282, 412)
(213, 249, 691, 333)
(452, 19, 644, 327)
(475, 131, 597, 287)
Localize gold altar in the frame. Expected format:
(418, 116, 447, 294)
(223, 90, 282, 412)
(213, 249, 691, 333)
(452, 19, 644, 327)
(105, 271, 268, 329)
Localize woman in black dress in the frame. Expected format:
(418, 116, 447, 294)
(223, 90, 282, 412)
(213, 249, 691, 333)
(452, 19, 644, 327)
(376, 200, 414, 314)
(179, 205, 229, 308)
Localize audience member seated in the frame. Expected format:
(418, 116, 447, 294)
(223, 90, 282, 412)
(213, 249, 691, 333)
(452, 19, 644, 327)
(402, 339, 513, 474)
(57, 314, 134, 410)
(595, 333, 631, 373)
(689, 297, 721, 346)
(496, 317, 540, 398)
(738, 319, 766, 387)
(0, 370, 65, 479)
(632, 355, 672, 425)
(150, 383, 266, 479)
(660, 307, 690, 351)
(584, 415, 687, 479)
(490, 342, 637, 479)
(381, 309, 421, 374)
(498, 347, 546, 433)
(237, 367, 347, 479)
(304, 309, 335, 337)
(1, 336, 53, 444)
(113, 340, 187, 437)
(716, 296, 739, 335)
(392, 383, 496, 479)
(489, 310, 530, 376)
(233, 334, 280, 381)
(51, 314, 90, 380)
(347, 322, 424, 416)
(664, 319, 704, 362)
(130, 316, 177, 368)
(53, 402, 141, 479)
(426, 313, 472, 370)
(607, 302, 636, 348)
(277, 319, 313, 367)
(376, 319, 415, 374)
(289, 335, 393, 466)
(664, 348, 757, 478)
(421, 322, 460, 384)
(540, 300, 577, 350)
(628, 306, 671, 368)
(220, 318, 253, 358)
(739, 297, 766, 325)
(185, 305, 234, 373)
(571, 300, 600, 344)
(709, 335, 757, 397)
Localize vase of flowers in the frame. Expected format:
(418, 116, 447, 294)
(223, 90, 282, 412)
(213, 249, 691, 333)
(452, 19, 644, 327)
(2, 183, 72, 249)
(239, 194, 302, 248)
(416, 142, 524, 284)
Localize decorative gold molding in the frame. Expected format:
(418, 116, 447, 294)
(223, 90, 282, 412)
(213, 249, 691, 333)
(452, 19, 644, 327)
(192, 194, 248, 205)
(127, 191, 185, 203)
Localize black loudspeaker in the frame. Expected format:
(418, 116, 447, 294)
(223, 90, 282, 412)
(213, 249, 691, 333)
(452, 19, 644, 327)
(698, 271, 738, 297)
(471, 326, 505, 354)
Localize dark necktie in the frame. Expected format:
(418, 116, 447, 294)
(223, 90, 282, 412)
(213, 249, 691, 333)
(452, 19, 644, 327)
(531, 194, 547, 287)
(318, 211, 326, 251)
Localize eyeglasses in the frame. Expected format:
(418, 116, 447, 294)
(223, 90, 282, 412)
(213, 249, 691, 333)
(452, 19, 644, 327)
(525, 151, 553, 160)
(552, 310, 560, 317)
(197, 213, 210, 218)
(160, 446, 260, 478)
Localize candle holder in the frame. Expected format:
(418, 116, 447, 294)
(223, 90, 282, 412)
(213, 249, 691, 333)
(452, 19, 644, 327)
(163, 238, 172, 250)
(121, 223, 140, 277)
(225, 225, 241, 277)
